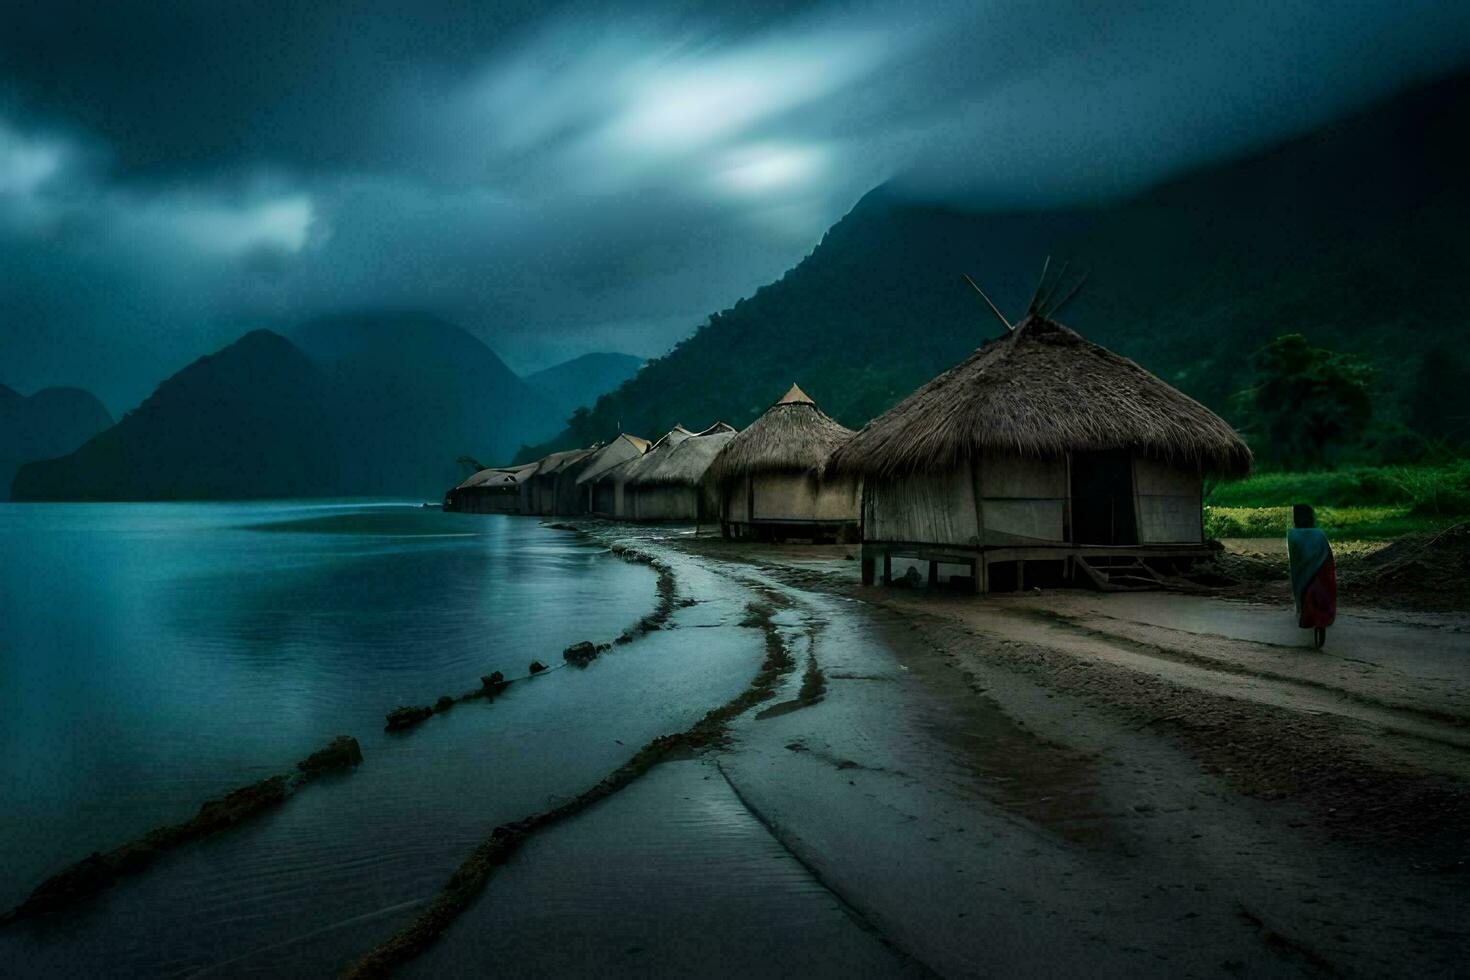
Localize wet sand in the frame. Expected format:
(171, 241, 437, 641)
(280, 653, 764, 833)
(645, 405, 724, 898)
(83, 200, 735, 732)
(407, 759, 917, 978)
(536, 525, 1468, 976)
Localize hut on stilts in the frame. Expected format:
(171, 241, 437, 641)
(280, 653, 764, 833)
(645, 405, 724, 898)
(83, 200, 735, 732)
(828, 264, 1251, 593)
(574, 433, 651, 515)
(707, 383, 860, 542)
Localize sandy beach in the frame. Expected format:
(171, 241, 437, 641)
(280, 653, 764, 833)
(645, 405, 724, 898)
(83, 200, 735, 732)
(395, 522, 1468, 977)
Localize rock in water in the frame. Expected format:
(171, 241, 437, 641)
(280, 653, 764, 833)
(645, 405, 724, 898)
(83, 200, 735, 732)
(193, 777, 289, 832)
(15, 853, 117, 917)
(385, 705, 433, 731)
(563, 640, 598, 666)
(528, 660, 548, 675)
(434, 695, 455, 713)
(297, 735, 364, 774)
(480, 671, 507, 695)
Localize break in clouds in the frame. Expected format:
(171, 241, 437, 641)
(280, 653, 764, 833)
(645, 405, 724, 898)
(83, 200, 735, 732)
(3, 0, 1469, 410)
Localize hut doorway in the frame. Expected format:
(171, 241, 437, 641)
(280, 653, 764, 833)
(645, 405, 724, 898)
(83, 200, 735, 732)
(1070, 450, 1138, 545)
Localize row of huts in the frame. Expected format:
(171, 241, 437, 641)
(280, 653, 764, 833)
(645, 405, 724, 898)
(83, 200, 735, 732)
(446, 312, 1251, 592)
(445, 386, 859, 541)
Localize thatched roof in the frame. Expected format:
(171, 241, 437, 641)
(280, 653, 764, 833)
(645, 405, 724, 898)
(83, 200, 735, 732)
(600, 426, 693, 485)
(455, 462, 535, 490)
(575, 433, 651, 485)
(829, 316, 1252, 478)
(637, 427, 739, 486)
(707, 383, 854, 485)
(529, 445, 599, 480)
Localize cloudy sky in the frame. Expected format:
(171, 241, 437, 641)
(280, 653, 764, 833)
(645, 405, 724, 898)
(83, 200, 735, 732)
(4, 0, 1468, 410)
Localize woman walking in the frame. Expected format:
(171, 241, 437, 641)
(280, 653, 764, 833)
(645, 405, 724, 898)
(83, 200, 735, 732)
(1287, 504, 1336, 648)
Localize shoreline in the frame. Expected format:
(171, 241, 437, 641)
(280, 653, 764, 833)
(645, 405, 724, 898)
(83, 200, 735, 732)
(4, 516, 1466, 975)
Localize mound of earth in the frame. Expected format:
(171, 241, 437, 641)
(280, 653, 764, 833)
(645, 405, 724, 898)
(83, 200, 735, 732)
(1344, 522, 1470, 612)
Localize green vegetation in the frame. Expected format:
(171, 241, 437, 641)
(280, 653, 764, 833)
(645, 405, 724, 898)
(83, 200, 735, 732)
(516, 75, 1470, 466)
(1205, 460, 1470, 538)
(1232, 334, 1374, 469)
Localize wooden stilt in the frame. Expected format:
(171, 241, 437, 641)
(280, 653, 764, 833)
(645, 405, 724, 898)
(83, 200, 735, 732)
(882, 553, 892, 585)
(928, 560, 939, 588)
(861, 552, 876, 586)
(1017, 560, 1026, 592)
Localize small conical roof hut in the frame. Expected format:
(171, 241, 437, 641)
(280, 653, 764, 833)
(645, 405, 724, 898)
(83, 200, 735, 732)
(829, 316, 1251, 478)
(707, 384, 854, 486)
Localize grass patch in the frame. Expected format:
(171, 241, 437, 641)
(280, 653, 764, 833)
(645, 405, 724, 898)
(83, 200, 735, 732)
(1204, 505, 1460, 540)
(1207, 460, 1470, 516)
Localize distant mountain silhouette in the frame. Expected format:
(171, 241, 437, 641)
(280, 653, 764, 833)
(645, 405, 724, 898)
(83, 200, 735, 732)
(524, 352, 643, 421)
(1, 384, 114, 500)
(290, 312, 560, 496)
(15, 314, 562, 501)
(520, 69, 1470, 462)
(12, 331, 340, 501)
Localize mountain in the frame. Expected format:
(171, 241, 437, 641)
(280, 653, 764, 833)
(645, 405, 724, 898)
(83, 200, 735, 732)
(289, 312, 560, 496)
(524, 353, 644, 422)
(12, 331, 341, 501)
(520, 69, 1470, 463)
(12, 313, 561, 501)
(0, 385, 114, 500)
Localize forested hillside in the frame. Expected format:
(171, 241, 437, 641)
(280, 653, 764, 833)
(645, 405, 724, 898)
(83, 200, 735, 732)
(520, 70, 1470, 464)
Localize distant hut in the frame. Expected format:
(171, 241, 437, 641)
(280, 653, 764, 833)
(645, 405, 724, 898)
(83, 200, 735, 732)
(445, 463, 536, 514)
(829, 304, 1251, 592)
(626, 423, 738, 523)
(521, 445, 600, 516)
(707, 384, 859, 542)
(594, 425, 695, 519)
(575, 433, 651, 515)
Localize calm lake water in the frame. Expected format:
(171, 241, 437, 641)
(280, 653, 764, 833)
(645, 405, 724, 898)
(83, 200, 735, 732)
(0, 501, 656, 907)
(0, 501, 778, 976)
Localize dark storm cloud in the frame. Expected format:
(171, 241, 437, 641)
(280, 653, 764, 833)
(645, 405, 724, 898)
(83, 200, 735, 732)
(2, 0, 1468, 409)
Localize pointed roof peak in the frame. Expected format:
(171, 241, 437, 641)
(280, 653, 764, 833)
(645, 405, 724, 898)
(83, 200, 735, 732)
(777, 383, 814, 406)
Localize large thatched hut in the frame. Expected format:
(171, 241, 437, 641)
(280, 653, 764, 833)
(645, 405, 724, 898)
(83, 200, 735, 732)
(444, 463, 536, 514)
(829, 314, 1251, 592)
(625, 423, 737, 523)
(707, 384, 859, 541)
(574, 433, 651, 515)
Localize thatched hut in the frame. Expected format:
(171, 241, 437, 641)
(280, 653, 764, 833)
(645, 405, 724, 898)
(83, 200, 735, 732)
(707, 384, 859, 542)
(592, 426, 694, 518)
(444, 462, 536, 514)
(625, 423, 737, 523)
(521, 445, 600, 516)
(575, 433, 651, 514)
(828, 314, 1251, 592)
